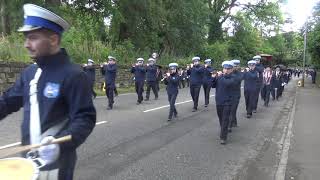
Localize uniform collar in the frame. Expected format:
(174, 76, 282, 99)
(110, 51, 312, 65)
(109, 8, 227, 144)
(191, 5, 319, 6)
(35, 48, 70, 69)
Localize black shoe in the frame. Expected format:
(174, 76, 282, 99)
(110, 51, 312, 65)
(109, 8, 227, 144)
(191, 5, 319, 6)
(107, 106, 112, 110)
(220, 140, 226, 145)
(136, 102, 141, 105)
(192, 108, 197, 112)
(167, 118, 172, 121)
(204, 104, 208, 107)
(253, 110, 257, 113)
(246, 114, 252, 118)
(228, 128, 232, 133)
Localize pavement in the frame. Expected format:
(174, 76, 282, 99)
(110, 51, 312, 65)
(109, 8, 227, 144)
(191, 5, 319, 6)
(285, 78, 320, 180)
(0, 79, 303, 180)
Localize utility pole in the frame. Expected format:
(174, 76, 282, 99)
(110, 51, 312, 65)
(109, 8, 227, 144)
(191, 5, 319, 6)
(301, 24, 307, 87)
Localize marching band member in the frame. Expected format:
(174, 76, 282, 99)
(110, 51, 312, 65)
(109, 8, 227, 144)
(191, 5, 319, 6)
(229, 59, 243, 131)
(212, 61, 236, 145)
(145, 58, 159, 101)
(271, 66, 283, 101)
(163, 63, 180, 121)
(83, 59, 97, 98)
(261, 67, 273, 106)
(101, 56, 118, 110)
(131, 58, 146, 105)
(244, 60, 259, 118)
(202, 59, 214, 107)
(187, 57, 204, 112)
(0, 4, 96, 179)
(252, 55, 264, 113)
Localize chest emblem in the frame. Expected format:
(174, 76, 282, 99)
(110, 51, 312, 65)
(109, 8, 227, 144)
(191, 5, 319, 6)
(43, 82, 60, 98)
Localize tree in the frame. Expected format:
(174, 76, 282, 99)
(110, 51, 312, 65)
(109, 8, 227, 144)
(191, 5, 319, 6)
(228, 13, 261, 61)
(207, 0, 237, 44)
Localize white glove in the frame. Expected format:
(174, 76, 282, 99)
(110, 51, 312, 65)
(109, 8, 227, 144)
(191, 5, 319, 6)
(38, 136, 60, 165)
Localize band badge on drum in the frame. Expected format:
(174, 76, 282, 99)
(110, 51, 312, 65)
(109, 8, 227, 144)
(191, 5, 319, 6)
(43, 82, 60, 98)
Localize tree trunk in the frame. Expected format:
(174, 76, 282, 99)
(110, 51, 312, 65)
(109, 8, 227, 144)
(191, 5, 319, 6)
(0, 0, 9, 35)
(208, 19, 223, 44)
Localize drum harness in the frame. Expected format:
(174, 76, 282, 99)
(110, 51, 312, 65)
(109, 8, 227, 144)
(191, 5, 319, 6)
(28, 68, 68, 180)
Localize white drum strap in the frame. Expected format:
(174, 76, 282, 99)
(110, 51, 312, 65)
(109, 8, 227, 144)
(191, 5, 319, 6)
(29, 68, 42, 145)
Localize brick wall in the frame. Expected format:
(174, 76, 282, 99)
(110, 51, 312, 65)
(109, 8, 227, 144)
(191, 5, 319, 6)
(0, 62, 134, 93)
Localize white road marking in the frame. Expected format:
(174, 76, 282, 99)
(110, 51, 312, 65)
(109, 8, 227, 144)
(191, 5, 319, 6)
(275, 94, 297, 180)
(0, 121, 109, 150)
(143, 94, 216, 113)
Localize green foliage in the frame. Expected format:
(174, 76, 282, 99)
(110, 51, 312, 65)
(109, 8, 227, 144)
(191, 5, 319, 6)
(201, 42, 230, 67)
(0, 33, 30, 62)
(228, 13, 261, 61)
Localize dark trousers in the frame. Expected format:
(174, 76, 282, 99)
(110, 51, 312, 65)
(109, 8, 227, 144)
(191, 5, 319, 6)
(168, 91, 178, 119)
(253, 86, 261, 110)
(271, 88, 281, 100)
(244, 90, 256, 115)
(155, 80, 160, 92)
(203, 83, 211, 105)
(186, 79, 190, 87)
(146, 81, 158, 99)
(179, 80, 185, 89)
(114, 87, 118, 96)
(216, 105, 232, 140)
(229, 98, 240, 128)
(190, 85, 201, 109)
(279, 86, 284, 97)
(135, 81, 144, 103)
(312, 76, 316, 84)
(106, 85, 115, 107)
(261, 84, 271, 106)
(90, 81, 96, 98)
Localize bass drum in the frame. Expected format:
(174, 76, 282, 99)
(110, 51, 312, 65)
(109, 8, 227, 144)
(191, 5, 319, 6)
(0, 157, 39, 180)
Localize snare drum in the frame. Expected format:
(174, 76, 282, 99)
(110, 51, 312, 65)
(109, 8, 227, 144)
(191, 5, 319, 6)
(0, 157, 39, 180)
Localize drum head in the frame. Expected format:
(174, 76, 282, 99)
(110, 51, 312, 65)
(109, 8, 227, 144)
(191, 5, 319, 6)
(0, 157, 38, 180)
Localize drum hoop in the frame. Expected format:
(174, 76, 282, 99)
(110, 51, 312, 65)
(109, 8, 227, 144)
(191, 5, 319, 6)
(0, 157, 39, 180)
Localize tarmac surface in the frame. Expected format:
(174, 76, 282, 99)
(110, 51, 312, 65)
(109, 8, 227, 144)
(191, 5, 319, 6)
(0, 78, 306, 180)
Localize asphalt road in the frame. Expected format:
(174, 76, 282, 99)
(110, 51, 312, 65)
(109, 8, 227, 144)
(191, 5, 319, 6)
(0, 81, 297, 180)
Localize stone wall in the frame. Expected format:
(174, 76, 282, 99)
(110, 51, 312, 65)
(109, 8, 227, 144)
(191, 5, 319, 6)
(0, 62, 134, 94)
(0, 62, 27, 93)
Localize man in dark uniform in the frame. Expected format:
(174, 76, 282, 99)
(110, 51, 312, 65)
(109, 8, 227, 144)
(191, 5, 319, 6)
(212, 61, 236, 145)
(164, 63, 179, 121)
(261, 66, 273, 107)
(271, 67, 283, 100)
(83, 59, 97, 98)
(253, 55, 264, 113)
(155, 65, 163, 92)
(187, 57, 204, 112)
(101, 56, 118, 110)
(131, 58, 146, 105)
(228, 59, 243, 131)
(145, 58, 159, 101)
(244, 60, 259, 118)
(178, 68, 186, 89)
(310, 69, 317, 84)
(0, 4, 96, 180)
(202, 59, 214, 107)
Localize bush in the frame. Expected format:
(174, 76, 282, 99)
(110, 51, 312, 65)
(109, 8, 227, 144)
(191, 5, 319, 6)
(201, 42, 230, 68)
(0, 33, 30, 62)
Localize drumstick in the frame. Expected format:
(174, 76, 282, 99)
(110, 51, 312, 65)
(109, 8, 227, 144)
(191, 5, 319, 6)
(0, 135, 72, 158)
